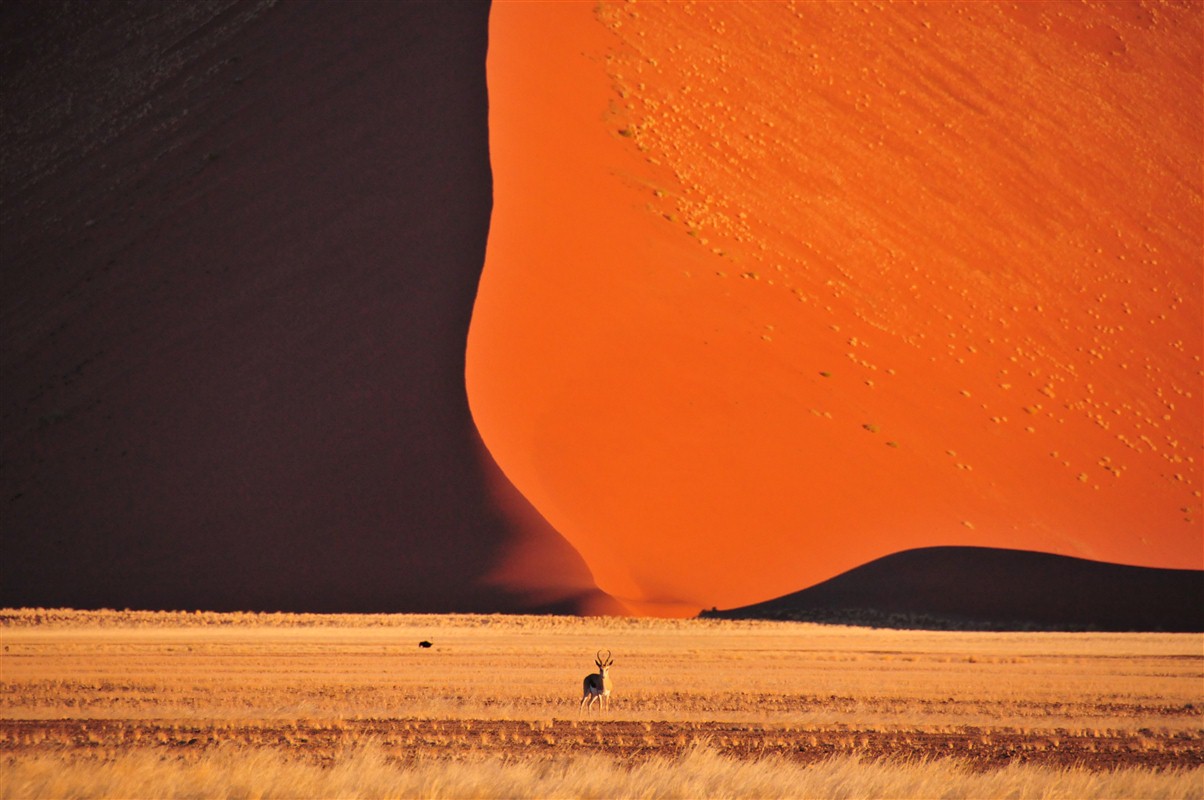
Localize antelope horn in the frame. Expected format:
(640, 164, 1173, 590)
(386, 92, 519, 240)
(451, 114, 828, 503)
(601, 649, 612, 664)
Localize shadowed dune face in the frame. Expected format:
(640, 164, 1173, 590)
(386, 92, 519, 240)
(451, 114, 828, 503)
(469, 1, 1202, 615)
(0, 1, 619, 614)
(707, 546, 1204, 632)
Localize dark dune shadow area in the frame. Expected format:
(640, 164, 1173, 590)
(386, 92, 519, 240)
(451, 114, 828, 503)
(0, 0, 616, 613)
(702, 546, 1204, 631)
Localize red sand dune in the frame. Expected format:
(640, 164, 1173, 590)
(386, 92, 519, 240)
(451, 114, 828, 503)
(0, 1, 618, 614)
(469, 1, 1203, 616)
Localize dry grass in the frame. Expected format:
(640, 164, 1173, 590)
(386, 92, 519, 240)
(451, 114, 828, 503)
(5, 742, 1203, 800)
(3, 609, 1198, 729)
(2, 609, 1202, 798)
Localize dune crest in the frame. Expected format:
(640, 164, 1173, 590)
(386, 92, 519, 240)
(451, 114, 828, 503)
(470, 1, 1202, 615)
(1, 1, 613, 614)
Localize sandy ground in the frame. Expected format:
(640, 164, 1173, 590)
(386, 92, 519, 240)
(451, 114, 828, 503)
(3, 717, 1200, 772)
(468, 1, 1203, 615)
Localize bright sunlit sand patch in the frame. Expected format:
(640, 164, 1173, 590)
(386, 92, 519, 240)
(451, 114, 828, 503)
(468, 1, 1203, 614)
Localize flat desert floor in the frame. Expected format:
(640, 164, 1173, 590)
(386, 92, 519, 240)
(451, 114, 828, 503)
(2, 610, 1201, 798)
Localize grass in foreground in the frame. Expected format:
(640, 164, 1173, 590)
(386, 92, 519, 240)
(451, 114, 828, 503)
(4, 611, 1200, 797)
(4, 743, 1203, 800)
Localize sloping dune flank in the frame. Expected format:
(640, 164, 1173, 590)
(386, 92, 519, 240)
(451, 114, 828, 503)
(0, 0, 617, 614)
(702, 546, 1204, 632)
(470, 1, 1202, 615)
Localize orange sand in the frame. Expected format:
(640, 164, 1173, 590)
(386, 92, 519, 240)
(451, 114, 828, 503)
(468, 0, 1202, 616)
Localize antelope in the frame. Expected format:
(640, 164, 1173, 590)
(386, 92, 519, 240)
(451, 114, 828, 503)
(579, 649, 614, 713)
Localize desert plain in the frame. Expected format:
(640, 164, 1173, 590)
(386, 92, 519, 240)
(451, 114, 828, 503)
(2, 610, 1202, 798)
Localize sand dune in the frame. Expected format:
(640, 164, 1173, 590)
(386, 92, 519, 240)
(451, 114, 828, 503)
(702, 546, 1204, 631)
(469, 1, 1202, 616)
(0, 1, 617, 614)
(4, 1, 1199, 619)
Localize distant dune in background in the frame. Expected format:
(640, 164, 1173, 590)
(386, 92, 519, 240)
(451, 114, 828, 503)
(0, 0, 619, 614)
(701, 546, 1204, 632)
(469, 1, 1202, 616)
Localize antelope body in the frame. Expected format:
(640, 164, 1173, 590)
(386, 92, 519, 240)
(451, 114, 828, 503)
(579, 649, 613, 713)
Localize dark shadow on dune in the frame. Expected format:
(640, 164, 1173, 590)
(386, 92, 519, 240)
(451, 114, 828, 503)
(0, 0, 615, 613)
(701, 546, 1204, 631)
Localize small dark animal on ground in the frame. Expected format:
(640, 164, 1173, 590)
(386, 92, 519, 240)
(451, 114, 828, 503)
(418, 641, 433, 648)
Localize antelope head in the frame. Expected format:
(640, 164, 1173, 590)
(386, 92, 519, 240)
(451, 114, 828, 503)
(595, 649, 613, 673)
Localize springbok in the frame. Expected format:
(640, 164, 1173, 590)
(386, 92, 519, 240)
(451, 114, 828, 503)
(579, 649, 614, 713)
